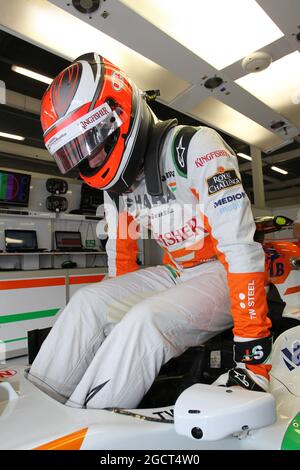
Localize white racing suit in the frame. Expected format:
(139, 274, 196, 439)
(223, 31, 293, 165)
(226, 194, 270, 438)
(29, 126, 271, 408)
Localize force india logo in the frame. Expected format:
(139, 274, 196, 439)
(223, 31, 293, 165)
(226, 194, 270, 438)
(207, 168, 241, 196)
(281, 341, 300, 371)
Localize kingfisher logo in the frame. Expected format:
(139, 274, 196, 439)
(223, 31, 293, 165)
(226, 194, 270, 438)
(281, 341, 300, 371)
(80, 106, 109, 130)
(195, 150, 230, 168)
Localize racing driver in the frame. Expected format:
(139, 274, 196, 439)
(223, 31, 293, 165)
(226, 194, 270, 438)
(28, 53, 272, 409)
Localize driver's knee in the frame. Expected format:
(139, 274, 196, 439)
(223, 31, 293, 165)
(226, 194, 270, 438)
(124, 300, 164, 332)
(62, 283, 106, 323)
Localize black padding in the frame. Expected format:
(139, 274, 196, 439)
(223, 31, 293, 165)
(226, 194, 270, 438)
(172, 126, 197, 177)
(46, 195, 68, 212)
(227, 368, 265, 391)
(46, 178, 68, 194)
(234, 336, 273, 364)
(144, 119, 177, 196)
(27, 327, 52, 365)
(108, 99, 153, 194)
(267, 282, 286, 338)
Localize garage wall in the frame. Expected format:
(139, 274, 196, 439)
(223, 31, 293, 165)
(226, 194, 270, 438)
(28, 174, 81, 213)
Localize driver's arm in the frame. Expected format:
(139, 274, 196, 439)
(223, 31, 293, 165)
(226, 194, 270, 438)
(104, 191, 139, 277)
(187, 127, 272, 380)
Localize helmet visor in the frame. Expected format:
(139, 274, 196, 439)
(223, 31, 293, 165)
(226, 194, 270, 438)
(44, 103, 126, 174)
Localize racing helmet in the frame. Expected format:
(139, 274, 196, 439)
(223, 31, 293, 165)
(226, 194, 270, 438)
(41, 52, 152, 193)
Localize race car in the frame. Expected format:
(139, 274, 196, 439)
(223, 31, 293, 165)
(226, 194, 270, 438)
(0, 216, 299, 450)
(0, 324, 299, 450)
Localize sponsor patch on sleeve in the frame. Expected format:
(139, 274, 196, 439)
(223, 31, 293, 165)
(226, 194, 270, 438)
(206, 167, 241, 196)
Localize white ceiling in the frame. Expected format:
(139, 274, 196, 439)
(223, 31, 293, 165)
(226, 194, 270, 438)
(0, 0, 300, 153)
(0, 0, 300, 199)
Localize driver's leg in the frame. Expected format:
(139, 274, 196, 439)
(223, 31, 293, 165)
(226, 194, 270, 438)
(27, 266, 175, 402)
(66, 261, 232, 409)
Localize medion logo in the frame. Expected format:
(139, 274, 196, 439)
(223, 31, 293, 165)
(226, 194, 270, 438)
(213, 192, 246, 208)
(80, 107, 109, 130)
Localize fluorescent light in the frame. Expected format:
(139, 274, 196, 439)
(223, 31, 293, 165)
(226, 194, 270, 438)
(271, 166, 288, 175)
(11, 65, 53, 85)
(0, 132, 25, 141)
(237, 152, 252, 161)
(236, 51, 300, 128)
(121, 0, 283, 69)
(1, 0, 189, 104)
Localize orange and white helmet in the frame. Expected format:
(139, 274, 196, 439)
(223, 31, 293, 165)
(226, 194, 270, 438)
(41, 53, 152, 193)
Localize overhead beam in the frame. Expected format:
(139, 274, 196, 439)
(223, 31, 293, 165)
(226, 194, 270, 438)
(250, 146, 265, 207)
(0, 152, 59, 175)
(239, 148, 300, 172)
(0, 151, 79, 179)
(266, 186, 300, 200)
(243, 170, 279, 185)
(265, 176, 300, 190)
(249, 175, 300, 193)
(265, 149, 300, 164)
(0, 140, 50, 161)
(262, 175, 281, 184)
(5, 89, 41, 115)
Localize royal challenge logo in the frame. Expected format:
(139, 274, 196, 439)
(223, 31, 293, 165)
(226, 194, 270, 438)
(206, 167, 241, 196)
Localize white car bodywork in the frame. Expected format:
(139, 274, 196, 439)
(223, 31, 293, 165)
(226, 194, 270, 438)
(0, 326, 299, 450)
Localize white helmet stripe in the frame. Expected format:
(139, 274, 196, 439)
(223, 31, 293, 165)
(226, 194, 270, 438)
(66, 58, 101, 115)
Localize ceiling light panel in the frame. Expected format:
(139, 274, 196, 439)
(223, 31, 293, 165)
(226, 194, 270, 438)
(0, 132, 25, 141)
(11, 65, 53, 84)
(191, 96, 284, 151)
(1, 0, 190, 103)
(121, 0, 283, 70)
(236, 51, 300, 128)
(271, 165, 288, 175)
(237, 153, 252, 161)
